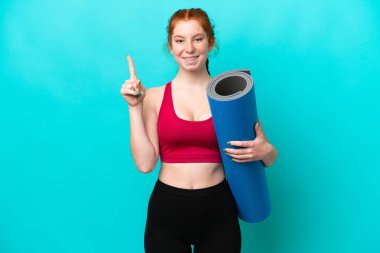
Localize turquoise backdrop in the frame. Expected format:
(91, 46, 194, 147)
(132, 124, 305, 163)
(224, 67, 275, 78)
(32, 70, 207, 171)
(1, 0, 379, 252)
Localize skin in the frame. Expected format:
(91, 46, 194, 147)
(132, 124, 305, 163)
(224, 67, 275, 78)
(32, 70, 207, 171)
(121, 19, 278, 189)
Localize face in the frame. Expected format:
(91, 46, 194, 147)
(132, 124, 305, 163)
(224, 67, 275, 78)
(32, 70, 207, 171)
(169, 20, 214, 72)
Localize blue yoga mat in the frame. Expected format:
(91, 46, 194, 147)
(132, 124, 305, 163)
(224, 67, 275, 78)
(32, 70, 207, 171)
(207, 70, 271, 223)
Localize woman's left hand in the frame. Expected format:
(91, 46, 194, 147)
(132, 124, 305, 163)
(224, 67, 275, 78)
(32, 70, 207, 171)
(224, 121, 274, 164)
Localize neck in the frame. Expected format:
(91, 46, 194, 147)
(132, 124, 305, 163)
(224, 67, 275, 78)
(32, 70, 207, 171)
(173, 67, 211, 89)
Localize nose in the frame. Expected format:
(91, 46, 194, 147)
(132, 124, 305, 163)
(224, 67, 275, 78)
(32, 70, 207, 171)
(185, 41, 195, 53)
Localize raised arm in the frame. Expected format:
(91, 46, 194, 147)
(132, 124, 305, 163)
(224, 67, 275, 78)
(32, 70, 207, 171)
(120, 56, 159, 173)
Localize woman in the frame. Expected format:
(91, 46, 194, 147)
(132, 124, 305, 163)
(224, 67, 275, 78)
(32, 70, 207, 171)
(120, 8, 278, 253)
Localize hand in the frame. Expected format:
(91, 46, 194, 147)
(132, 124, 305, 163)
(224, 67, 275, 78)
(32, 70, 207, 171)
(120, 55, 146, 107)
(224, 120, 273, 163)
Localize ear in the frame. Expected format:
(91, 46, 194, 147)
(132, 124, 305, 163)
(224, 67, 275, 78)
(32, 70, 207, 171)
(169, 48, 175, 56)
(208, 39, 215, 52)
(168, 41, 173, 54)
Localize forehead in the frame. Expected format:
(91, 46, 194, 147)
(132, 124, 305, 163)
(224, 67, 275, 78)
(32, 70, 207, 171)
(172, 20, 206, 37)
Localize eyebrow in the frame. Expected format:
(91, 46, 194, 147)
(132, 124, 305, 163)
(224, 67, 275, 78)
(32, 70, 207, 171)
(173, 33, 205, 38)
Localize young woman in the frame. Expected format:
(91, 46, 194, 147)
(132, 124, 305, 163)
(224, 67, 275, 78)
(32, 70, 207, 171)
(120, 8, 278, 253)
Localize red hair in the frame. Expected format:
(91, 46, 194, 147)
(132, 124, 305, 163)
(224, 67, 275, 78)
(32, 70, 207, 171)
(167, 8, 215, 49)
(166, 8, 217, 74)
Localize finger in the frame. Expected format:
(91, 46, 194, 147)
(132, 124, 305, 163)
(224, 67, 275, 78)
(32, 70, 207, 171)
(134, 79, 141, 90)
(123, 79, 135, 84)
(258, 122, 268, 138)
(126, 55, 138, 80)
(224, 147, 251, 155)
(229, 153, 256, 160)
(121, 85, 141, 95)
(134, 90, 142, 97)
(227, 140, 254, 148)
(123, 79, 140, 91)
(122, 81, 133, 89)
(255, 122, 261, 136)
(231, 157, 260, 163)
(121, 88, 140, 96)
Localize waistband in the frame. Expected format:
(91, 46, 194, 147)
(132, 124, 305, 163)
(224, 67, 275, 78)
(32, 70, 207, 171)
(155, 178, 229, 197)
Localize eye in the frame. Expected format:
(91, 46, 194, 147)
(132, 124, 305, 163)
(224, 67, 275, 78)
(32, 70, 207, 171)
(175, 39, 184, 43)
(195, 37, 203, 42)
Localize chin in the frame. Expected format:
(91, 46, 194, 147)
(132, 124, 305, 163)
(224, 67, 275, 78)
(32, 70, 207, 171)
(181, 62, 207, 72)
(182, 66, 203, 72)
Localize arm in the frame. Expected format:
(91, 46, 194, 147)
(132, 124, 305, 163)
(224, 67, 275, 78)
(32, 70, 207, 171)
(129, 88, 160, 173)
(225, 121, 278, 167)
(121, 56, 159, 174)
(261, 143, 278, 167)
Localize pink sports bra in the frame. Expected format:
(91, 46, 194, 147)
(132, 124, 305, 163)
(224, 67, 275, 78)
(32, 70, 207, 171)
(157, 81, 222, 163)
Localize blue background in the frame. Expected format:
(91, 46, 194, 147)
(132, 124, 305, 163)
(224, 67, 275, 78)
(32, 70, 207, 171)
(1, 0, 379, 252)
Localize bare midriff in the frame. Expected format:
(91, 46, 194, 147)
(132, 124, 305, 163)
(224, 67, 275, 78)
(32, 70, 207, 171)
(158, 162, 225, 189)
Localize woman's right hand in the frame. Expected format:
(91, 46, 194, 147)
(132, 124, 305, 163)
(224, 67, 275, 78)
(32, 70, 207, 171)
(120, 55, 146, 107)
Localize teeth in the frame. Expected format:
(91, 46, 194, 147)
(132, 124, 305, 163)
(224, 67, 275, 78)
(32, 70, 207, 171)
(183, 56, 198, 64)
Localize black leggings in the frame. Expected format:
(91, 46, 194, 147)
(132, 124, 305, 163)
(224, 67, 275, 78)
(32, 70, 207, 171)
(144, 178, 241, 253)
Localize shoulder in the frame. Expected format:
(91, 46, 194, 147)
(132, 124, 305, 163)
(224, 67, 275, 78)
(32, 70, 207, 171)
(145, 84, 166, 102)
(146, 84, 165, 97)
(144, 83, 168, 114)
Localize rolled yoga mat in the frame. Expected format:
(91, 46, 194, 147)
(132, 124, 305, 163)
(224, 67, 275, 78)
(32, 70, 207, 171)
(207, 70, 271, 223)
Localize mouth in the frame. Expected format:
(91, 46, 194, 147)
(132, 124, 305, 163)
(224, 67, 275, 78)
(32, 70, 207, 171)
(182, 56, 199, 65)
(182, 56, 199, 60)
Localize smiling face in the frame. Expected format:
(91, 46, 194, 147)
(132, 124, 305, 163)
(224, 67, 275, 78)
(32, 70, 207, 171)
(169, 19, 214, 73)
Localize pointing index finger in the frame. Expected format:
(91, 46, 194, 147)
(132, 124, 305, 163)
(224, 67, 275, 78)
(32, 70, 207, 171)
(126, 55, 137, 80)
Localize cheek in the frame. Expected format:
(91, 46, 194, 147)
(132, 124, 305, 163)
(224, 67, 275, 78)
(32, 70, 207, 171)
(198, 43, 210, 53)
(171, 47, 184, 56)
